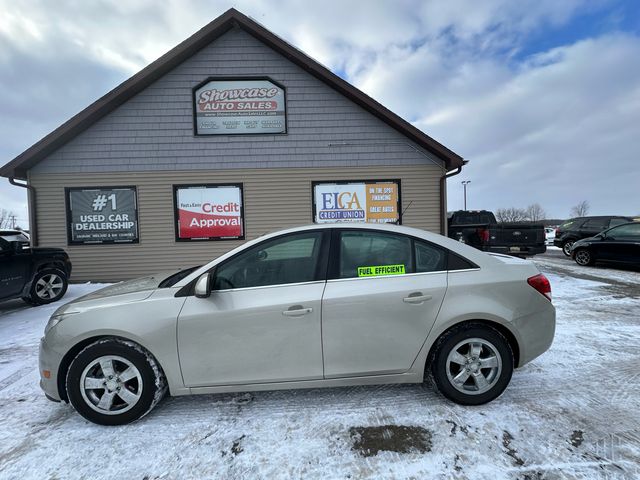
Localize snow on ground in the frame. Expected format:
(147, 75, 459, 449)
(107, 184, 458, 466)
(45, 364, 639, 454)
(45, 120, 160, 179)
(0, 255, 639, 479)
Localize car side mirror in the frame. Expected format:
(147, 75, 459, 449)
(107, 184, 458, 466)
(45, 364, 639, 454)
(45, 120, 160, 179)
(194, 273, 212, 298)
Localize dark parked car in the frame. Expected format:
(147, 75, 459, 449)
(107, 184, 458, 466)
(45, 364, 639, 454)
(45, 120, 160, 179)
(0, 237, 72, 305)
(571, 222, 640, 267)
(554, 216, 635, 256)
(448, 210, 546, 257)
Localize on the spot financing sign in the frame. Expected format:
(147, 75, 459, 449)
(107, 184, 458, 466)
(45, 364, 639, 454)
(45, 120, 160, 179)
(313, 181, 401, 224)
(194, 78, 286, 135)
(174, 185, 244, 241)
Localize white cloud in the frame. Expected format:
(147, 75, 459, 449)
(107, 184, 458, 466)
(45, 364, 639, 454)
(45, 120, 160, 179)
(0, 0, 638, 225)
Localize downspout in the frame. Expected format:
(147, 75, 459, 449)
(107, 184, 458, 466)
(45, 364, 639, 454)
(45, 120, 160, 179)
(440, 163, 466, 236)
(9, 177, 38, 247)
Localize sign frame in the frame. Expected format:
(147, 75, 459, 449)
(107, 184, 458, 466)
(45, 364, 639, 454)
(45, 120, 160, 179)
(311, 179, 403, 225)
(65, 186, 140, 246)
(173, 183, 246, 242)
(192, 76, 288, 136)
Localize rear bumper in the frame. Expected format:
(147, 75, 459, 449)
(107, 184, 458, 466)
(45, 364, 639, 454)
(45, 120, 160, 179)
(513, 301, 556, 367)
(486, 245, 547, 256)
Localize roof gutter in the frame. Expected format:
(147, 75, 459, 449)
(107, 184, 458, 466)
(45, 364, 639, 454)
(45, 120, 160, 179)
(440, 163, 466, 235)
(8, 177, 37, 247)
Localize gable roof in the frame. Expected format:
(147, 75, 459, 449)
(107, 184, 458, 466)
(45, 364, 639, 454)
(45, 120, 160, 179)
(0, 8, 464, 179)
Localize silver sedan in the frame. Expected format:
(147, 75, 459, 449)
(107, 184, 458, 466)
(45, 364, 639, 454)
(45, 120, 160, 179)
(39, 223, 555, 425)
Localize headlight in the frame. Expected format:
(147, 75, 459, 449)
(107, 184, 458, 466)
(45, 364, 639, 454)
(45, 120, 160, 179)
(44, 313, 76, 335)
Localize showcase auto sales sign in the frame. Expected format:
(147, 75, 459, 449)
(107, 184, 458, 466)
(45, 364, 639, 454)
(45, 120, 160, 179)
(194, 78, 286, 135)
(175, 186, 244, 240)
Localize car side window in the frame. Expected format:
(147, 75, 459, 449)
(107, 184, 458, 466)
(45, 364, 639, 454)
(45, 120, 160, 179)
(609, 218, 629, 228)
(338, 230, 412, 279)
(607, 223, 640, 239)
(414, 240, 446, 273)
(213, 231, 324, 290)
(581, 219, 608, 230)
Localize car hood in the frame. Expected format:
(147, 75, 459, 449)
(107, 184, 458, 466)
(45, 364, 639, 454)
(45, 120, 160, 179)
(574, 236, 597, 246)
(53, 270, 181, 315)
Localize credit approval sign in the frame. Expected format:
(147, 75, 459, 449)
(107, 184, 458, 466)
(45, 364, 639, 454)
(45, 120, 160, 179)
(193, 78, 286, 135)
(313, 180, 401, 224)
(174, 184, 244, 241)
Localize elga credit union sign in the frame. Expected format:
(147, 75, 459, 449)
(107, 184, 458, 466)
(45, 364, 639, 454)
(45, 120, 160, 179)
(174, 184, 244, 241)
(313, 180, 401, 224)
(193, 78, 286, 135)
(65, 187, 139, 244)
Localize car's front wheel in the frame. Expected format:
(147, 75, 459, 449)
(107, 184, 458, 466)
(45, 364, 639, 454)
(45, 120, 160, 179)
(66, 338, 166, 425)
(430, 323, 514, 405)
(27, 268, 68, 305)
(574, 248, 594, 266)
(562, 240, 575, 256)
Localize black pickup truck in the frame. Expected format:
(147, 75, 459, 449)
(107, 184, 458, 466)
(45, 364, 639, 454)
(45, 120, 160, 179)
(448, 210, 546, 257)
(0, 236, 72, 305)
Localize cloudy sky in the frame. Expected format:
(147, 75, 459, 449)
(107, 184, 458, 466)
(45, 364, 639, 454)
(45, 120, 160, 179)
(1, 0, 639, 227)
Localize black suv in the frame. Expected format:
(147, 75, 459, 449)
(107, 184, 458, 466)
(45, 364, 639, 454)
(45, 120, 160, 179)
(554, 216, 635, 256)
(0, 236, 72, 305)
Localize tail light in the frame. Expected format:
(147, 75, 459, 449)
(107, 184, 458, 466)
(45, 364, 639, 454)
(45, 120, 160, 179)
(477, 228, 490, 244)
(527, 274, 552, 301)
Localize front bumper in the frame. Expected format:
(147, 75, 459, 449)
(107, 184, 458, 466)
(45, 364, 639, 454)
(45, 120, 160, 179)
(39, 336, 64, 402)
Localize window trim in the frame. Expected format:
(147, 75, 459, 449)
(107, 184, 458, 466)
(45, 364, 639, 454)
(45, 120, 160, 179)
(327, 228, 480, 281)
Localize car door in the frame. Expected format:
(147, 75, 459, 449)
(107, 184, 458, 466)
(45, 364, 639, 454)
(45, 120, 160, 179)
(177, 230, 329, 387)
(321, 229, 448, 378)
(600, 224, 640, 263)
(0, 239, 28, 300)
(579, 218, 609, 239)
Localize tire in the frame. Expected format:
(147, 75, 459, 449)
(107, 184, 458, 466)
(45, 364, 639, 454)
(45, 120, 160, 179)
(66, 338, 166, 425)
(429, 323, 514, 405)
(562, 240, 575, 257)
(574, 248, 594, 266)
(28, 268, 68, 305)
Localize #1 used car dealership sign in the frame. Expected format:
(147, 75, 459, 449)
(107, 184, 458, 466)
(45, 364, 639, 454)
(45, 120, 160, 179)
(193, 78, 286, 135)
(174, 184, 244, 241)
(66, 187, 139, 244)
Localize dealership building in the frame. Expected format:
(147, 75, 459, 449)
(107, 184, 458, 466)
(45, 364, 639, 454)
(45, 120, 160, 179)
(0, 9, 465, 282)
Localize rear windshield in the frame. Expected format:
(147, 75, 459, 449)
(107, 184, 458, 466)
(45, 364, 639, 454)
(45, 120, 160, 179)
(453, 213, 494, 224)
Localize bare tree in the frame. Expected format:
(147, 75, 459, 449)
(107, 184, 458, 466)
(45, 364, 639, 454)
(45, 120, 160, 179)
(570, 200, 590, 217)
(496, 207, 528, 223)
(525, 203, 546, 222)
(0, 209, 17, 229)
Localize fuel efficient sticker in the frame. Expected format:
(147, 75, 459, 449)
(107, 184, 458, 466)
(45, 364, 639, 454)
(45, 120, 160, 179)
(357, 264, 405, 277)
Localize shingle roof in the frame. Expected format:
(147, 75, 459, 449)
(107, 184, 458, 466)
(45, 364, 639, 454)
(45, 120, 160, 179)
(0, 8, 464, 179)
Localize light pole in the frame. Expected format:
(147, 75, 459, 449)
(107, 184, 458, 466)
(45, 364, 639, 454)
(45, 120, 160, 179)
(461, 181, 471, 210)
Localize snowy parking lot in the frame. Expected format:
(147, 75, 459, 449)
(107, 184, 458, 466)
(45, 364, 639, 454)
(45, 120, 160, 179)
(0, 250, 639, 479)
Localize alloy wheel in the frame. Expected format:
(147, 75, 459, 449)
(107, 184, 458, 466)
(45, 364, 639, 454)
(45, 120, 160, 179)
(562, 241, 574, 256)
(35, 273, 64, 300)
(79, 355, 143, 415)
(445, 338, 503, 395)
(575, 250, 592, 266)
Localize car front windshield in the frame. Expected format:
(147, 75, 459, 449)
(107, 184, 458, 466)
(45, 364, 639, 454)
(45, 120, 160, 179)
(159, 266, 201, 288)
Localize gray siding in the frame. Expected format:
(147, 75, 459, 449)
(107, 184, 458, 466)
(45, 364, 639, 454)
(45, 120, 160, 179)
(31, 27, 443, 174)
(30, 165, 442, 282)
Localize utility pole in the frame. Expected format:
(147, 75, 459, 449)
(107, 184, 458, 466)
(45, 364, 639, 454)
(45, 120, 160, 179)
(461, 181, 471, 211)
(9, 214, 16, 229)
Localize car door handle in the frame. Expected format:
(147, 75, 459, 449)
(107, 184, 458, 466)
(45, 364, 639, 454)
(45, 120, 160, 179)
(282, 306, 313, 317)
(403, 293, 432, 304)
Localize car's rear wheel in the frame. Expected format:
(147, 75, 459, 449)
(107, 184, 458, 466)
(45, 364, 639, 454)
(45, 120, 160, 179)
(562, 240, 575, 256)
(430, 323, 514, 405)
(574, 248, 594, 266)
(28, 268, 68, 305)
(66, 338, 166, 425)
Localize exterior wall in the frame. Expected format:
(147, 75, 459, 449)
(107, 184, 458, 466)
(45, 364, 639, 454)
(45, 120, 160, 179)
(31, 27, 443, 175)
(30, 165, 441, 282)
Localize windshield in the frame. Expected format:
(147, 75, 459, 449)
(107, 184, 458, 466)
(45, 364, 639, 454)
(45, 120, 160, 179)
(159, 266, 201, 288)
